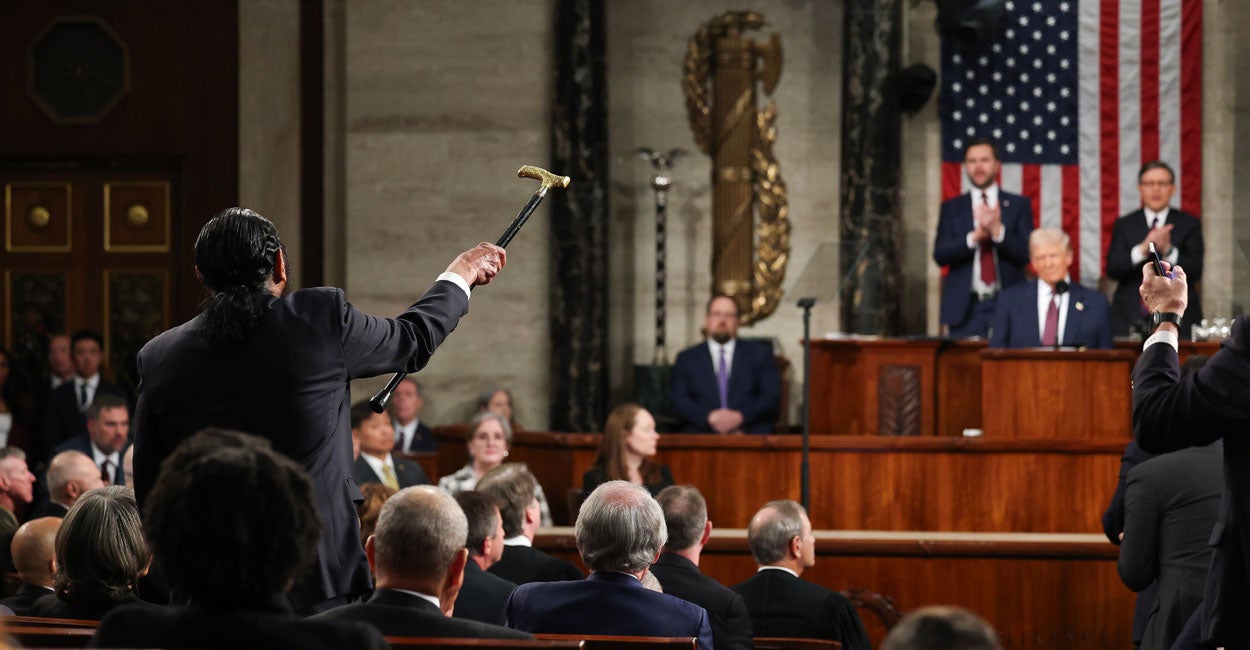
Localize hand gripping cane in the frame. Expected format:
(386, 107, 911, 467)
(368, 165, 571, 413)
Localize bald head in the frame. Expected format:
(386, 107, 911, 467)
(11, 517, 60, 587)
(371, 486, 468, 590)
(46, 451, 104, 506)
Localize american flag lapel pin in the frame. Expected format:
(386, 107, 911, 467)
(1076, 302, 1085, 311)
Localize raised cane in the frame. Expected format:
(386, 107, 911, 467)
(368, 165, 571, 413)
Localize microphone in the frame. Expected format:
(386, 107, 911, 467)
(1051, 280, 1069, 350)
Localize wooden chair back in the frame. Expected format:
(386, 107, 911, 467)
(5, 624, 95, 647)
(387, 638, 581, 649)
(753, 638, 841, 650)
(535, 633, 696, 649)
(0, 615, 99, 628)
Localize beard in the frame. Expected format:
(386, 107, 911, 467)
(710, 331, 732, 344)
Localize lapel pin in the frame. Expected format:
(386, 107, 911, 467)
(1076, 302, 1085, 311)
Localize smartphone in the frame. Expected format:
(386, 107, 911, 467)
(1148, 242, 1169, 278)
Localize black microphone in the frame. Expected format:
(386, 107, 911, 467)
(1051, 280, 1069, 349)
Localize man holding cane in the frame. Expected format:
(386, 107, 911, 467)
(1134, 260, 1250, 649)
(132, 207, 506, 614)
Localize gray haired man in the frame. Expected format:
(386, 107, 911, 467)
(504, 480, 714, 649)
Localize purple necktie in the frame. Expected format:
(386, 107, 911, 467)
(1042, 296, 1060, 346)
(717, 347, 729, 409)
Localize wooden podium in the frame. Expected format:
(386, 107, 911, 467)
(980, 348, 1134, 439)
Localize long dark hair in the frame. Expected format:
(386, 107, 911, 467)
(593, 403, 662, 485)
(194, 208, 284, 349)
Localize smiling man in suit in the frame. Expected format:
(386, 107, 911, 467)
(350, 400, 428, 490)
(989, 228, 1113, 350)
(933, 138, 1034, 338)
(670, 294, 780, 434)
(1105, 160, 1204, 338)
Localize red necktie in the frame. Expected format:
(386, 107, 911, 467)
(979, 193, 996, 285)
(1042, 296, 1059, 346)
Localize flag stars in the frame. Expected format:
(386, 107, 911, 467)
(1047, 130, 1057, 140)
(1060, 115, 1071, 126)
(1019, 16, 1029, 27)
(1021, 44, 1030, 54)
(1006, 114, 1017, 124)
(979, 84, 989, 95)
(979, 113, 990, 123)
(954, 138, 964, 150)
(1033, 115, 1043, 125)
(1046, 101, 1057, 112)
(1034, 144, 1044, 155)
(966, 126, 976, 136)
(1046, 73, 1057, 84)
(1006, 86, 1017, 96)
(1033, 2, 1042, 11)
(1033, 87, 1043, 98)
(1060, 144, 1071, 155)
(992, 99, 1003, 110)
(1059, 2, 1070, 12)
(978, 56, 988, 66)
(1060, 30, 1070, 40)
(953, 110, 963, 121)
(1006, 57, 1016, 68)
(1046, 16, 1057, 27)
(1006, 29, 1016, 39)
(1021, 130, 1030, 140)
(993, 128, 1003, 139)
(1006, 143, 1017, 153)
(993, 71, 1003, 82)
(1060, 59, 1071, 70)
(1060, 87, 1071, 98)
(1034, 30, 1043, 41)
(953, 82, 962, 93)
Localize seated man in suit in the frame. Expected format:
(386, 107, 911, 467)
(933, 138, 1034, 338)
(477, 463, 582, 584)
(93, 429, 389, 649)
(40, 330, 126, 458)
(52, 393, 131, 485)
(1105, 160, 1204, 338)
(349, 400, 428, 490)
(1118, 442, 1222, 650)
(453, 490, 517, 625)
(315, 485, 532, 639)
(732, 500, 870, 650)
(989, 228, 1113, 349)
(0, 517, 59, 615)
(390, 377, 436, 453)
(505, 480, 714, 649)
(651, 485, 753, 650)
(670, 294, 781, 434)
(881, 606, 1002, 650)
(31, 450, 104, 519)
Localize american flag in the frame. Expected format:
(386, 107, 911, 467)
(940, 0, 1203, 285)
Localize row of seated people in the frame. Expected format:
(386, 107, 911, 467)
(0, 426, 882, 650)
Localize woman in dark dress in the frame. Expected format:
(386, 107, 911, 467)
(32, 485, 150, 620)
(583, 403, 674, 498)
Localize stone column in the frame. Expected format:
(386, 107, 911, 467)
(549, 0, 609, 432)
(839, 0, 904, 335)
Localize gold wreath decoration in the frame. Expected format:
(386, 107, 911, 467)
(681, 11, 789, 325)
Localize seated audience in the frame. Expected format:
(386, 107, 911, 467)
(0, 517, 59, 615)
(0, 448, 35, 532)
(989, 228, 1113, 349)
(583, 403, 674, 498)
(1119, 442, 1222, 650)
(881, 606, 1002, 650)
(390, 376, 437, 453)
(350, 400, 429, 490)
(439, 412, 552, 525)
(477, 386, 520, 430)
(52, 393, 131, 485)
(504, 480, 713, 649)
(32, 450, 104, 519)
(92, 429, 388, 649)
(477, 463, 582, 584)
(314, 485, 532, 640)
(356, 482, 397, 545)
(0, 346, 32, 454)
(732, 500, 869, 650)
(651, 485, 753, 650)
(453, 490, 517, 625)
(40, 330, 126, 458)
(32, 486, 149, 620)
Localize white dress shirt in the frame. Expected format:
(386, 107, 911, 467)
(965, 185, 1007, 294)
(1129, 207, 1181, 266)
(1035, 278, 1072, 345)
(706, 339, 737, 378)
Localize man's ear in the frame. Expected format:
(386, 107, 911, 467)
(699, 520, 713, 547)
(789, 534, 803, 559)
(273, 248, 288, 285)
(65, 481, 82, 501)
(524, 500, 541, 525)
(476, 537, 491, 559)
(440, 548, 469, 617)
(364, 535, 378, 575)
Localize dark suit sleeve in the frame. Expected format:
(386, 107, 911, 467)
(721, 592, 756, 650)
(132, 353, 156, 507)
(340, 281, 470, 378)
(583, 466, 605, 497)
(1090, 292, 1114, 350)
(695, 608, 715, 650)
(1102, 440, 1151, 544)
(933, 200, 974, 267)
(996, 196, 1033, 268)
(739, 342, 781, 433)
(1118, 465, 1160, 592)
(988, 299, 1010, 348)
(1105, 218, 1139, 283)
(1132, 326, 1250, 454)
(669, 350, 710, 431)
(825, 594, 872, 650)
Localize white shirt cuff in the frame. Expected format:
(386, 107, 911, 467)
(436, 271, 472, 300)
(966, 232, 978, 249)
(1165, 246, 1180, 265)
(991, 226, 1005, 243)
(1143, 329, 1179, 353)
(1130, 246, 1145, 265)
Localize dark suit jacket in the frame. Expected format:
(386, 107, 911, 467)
(313, 587, 531, 639)
(1132, 317, 1250, 646)
(731, 569, 870, 650)
(1102, 438, 1158, 643)
(506, 570, 714, 650)
(670, 339, 781, 434)
(582, 464, 674, 498)
(455, 560, 517, 626)
(39, 379, 126, 462)
(351, 454, 429, 489)
(1118, 443, 1222, 650)
(393, 419, 437, 453)
(1106, 208, 1204, 337)
(933, 190, 1034, 327)
(132, 282, 468, 612)
(51, 435, 132, 485)
(32, 591, 147, 621)
(0, 583, 53, 616)
(93, 596, 389, 650)
(28, 499, 69, 520)
(988, 280, 1113, 349)
(488, 544, 583, 585)
(650, 553, 754, 650)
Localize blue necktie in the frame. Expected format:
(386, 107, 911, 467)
(717, 348, 729, 409)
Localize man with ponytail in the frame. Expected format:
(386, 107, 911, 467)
(131, 207, 505, 614)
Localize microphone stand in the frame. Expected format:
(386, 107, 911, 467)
(797, 297, 816, 510)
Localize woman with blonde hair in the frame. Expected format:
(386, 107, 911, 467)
(583, 403, 674, 497)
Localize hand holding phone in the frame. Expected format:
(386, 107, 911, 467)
(1148, 242, 1171, 279)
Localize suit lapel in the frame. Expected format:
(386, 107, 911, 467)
(1023, 282, 1043, 347)
(1062, 286, 1084, 346)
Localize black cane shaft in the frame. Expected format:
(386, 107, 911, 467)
(369, 186, 552, 413)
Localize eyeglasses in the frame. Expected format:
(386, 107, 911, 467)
(1139, 181, 1174, 188)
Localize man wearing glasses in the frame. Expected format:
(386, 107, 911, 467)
(1105, 160, 1205, 338)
